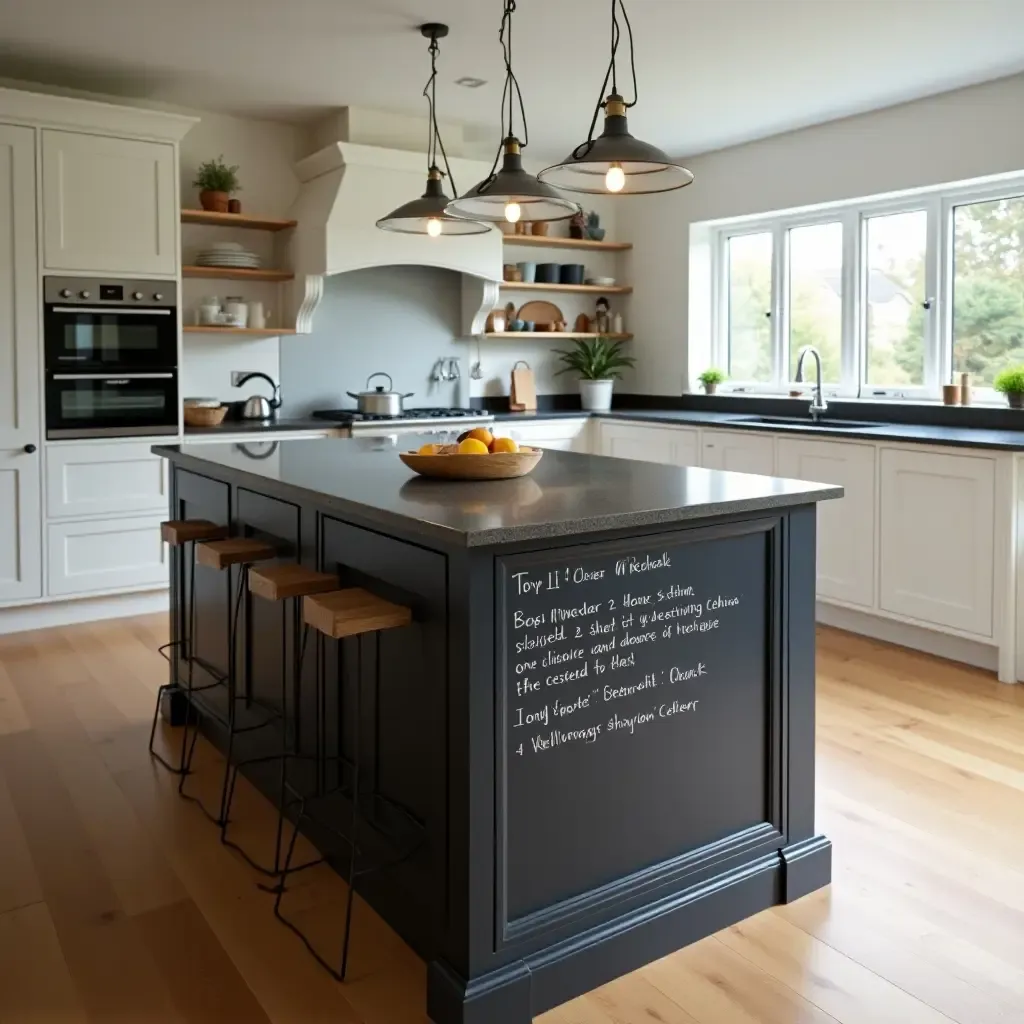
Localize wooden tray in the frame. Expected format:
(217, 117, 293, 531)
(516, 300, 563, 326)
(399, 447, 543, 480)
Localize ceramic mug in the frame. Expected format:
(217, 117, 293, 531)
(517, 262, 537, 283)
(248, 301, 269, 329)
(224, 297, 248, 328)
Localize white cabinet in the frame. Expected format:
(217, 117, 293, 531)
(776, 437, 876, 608)
(46, 442, 167, 519)
(502, 418, 591, 453)
(701, 429, 775, 475)
(41, 130, 176, 276)
(47, 515, 168, 596)
(598, 420, 699, 466)
(879, 447, 995, 637)
(0, 123, 42, 603)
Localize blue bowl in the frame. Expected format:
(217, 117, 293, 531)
(509, 319, 525, 332)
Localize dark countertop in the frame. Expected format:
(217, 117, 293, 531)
(493, 408, 1024, 450)
(158, 436, 842, 548)
(183, 418, 340, 436)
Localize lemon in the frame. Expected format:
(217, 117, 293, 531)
(490, 436, 519, 454)
(458, 437, 489, 455)
(417, 443, 441, 456)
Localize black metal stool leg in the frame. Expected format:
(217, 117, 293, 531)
(340, 633, 362, 981)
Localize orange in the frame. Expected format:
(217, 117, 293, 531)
(466, 427, 494, 447)
(457, 437, 490, 455)
(417, 442, 441, 455)
(490, 436, 519, 454)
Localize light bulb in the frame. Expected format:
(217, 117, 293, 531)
(426, 217, 442, 237)
(605, 163, 626, 193)
(504, 201, 521, 224)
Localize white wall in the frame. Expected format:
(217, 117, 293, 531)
(623, 72, 1024, 395)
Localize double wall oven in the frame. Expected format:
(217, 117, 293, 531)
(44, 276, 179, 439)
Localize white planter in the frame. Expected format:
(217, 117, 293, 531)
(579, 379, 615, 412)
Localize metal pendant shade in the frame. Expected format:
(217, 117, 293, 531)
(447, 139, 579, 224)
(540, 96, 694, 195)
(377, 170, 490, 235)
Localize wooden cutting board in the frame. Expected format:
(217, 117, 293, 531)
(510, 361, 537, 411)
(516, 300, 563, 326)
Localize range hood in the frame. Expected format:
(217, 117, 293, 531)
(287, 142, 503, 283)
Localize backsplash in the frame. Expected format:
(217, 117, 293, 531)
(180, 335, 280, 403)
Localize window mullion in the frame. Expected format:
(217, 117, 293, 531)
(924, 196, 945, 395)
(772, 223, 787, 388)
(841, 209, 861, 397)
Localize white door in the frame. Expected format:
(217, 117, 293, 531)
(776, 437, 876, 608)
(879, 448, 995, 637)
(41, 131, 176, 276)
(0, 124, 42, 602)
(701, 429, 775, 475)
(599, 422, 677, 465)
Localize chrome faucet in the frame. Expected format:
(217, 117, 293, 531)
(794, 346, 828, 421)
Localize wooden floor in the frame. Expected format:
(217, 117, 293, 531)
(0, 618, 1022, 1024)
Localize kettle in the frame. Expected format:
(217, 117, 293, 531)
(231, 370, 282, 421)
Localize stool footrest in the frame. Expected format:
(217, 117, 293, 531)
(304, 588, 411, 639)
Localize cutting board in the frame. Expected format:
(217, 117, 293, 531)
(510, 361, 537, 411)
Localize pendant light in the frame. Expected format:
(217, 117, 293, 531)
(446, 0, 579, 225)
(376, 24, 490, 237)
(538, 0, 694, 195)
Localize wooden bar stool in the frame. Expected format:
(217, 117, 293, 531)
(149, 519, 229, 775)
(178, 535, 277, 826)
(220, 563, 338, 878)
(274, 588, 418, 982)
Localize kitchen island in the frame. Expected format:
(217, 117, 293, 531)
(154, 437, 841, 1024)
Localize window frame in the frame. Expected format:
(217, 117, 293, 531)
(708, 172, 1024, 403)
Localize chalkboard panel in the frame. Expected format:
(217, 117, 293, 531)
(498, 526, 773, 924)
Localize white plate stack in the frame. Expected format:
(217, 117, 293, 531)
(193, 242, 262, 270)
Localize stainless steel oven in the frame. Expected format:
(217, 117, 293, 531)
(44, 276, 178, 372)
(45, 373, 179, 439)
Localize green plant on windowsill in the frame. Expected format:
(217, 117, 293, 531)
(554, 336, 635, 412)
(193, 155, 241, 213)
(697, 367, 726, 394)
(994, 365, 1024, 408)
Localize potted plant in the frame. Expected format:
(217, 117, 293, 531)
(192, 156, 241, 213)
(698, 367, 726, 395)
(554, 336, 635, 412)
(994, 366, 1024, 408)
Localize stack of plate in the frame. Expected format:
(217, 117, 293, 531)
(193, 242, 262, 270)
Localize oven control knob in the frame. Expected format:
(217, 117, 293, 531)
(59, 288, 71, 298)
(79, 290, 91, 299)
(153, 292, 163, 302)
(133, 291, 144, 301)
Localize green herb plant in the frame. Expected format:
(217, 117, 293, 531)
(993, 366, 1024, 393)
(698, 368, 726, 386)
(192, 156, 241, 194)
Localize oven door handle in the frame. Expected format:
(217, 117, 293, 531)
(49, 306, 174, 315)
(51, 372, 175, 380)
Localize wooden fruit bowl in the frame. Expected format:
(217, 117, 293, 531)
(399, 447, 544, 481)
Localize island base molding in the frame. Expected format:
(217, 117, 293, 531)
(426, 839, 832, 1024)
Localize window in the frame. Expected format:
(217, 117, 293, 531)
(788, 222, 843, 382)
(709, 173, 1024, 401)
(864, 210, 928, 389)
(952, 196, 1024, 388)
(726, 232, 773, 382)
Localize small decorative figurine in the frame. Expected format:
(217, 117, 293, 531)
(595, 296, 611, 334)
(586, 210, 605, 242)
(569, 210, 587, 239)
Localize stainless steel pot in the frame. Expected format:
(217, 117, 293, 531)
(346, 372, 413, 417)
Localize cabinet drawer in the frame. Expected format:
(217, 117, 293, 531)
(701, 429, 775, 475)
(46, 442, 167, 519)
(503, 418, 589, 451)
(47, 515, 168, 596)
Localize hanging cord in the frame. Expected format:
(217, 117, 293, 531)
(423, 29, 459, 196)
(481, 0, 529, 190)
(571, 0, 639, 159)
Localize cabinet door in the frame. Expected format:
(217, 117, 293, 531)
(47, 515, 168, 596)
(701, 429, 775, 475)
(46, 441, 167, 519)
(776, 437, 875, 608)
(0, 124, 42, 602)
(599, 422, 677, 465)
(673, 427, 701, 467)
(879, 448, 994, 636)
(42, 131, 176, 275)
(503, 419, 588, 452)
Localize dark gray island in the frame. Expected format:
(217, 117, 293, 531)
(154, 437, 842, 1024)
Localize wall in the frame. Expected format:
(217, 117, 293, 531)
(623, 71, 1024, 395)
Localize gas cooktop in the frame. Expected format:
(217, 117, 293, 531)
(312, 406, 492, 426)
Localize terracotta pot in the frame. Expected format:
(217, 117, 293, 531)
(199, 190, 230, 213)
(1006, 391, 1024, 409)
(531, 221, 550, 237)
(702, 381, 718, 395)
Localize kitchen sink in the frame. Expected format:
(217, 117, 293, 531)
(731, 415, 878, 430)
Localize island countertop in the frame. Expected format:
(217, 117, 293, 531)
(154, 437, 843, 548)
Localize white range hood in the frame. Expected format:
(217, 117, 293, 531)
(284, 141, 503, 331)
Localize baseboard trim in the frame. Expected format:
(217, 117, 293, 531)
(0, 590, 169, 635)
(816, 600, 998, 673)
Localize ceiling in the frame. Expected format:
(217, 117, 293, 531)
(3, 0, 1024, 160)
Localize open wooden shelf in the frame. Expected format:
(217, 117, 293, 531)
(183, 265, 294, 282)
(182, 326, 298, 337)
(181, 209, 297, 231)
(503, 235, 632, 252)
(484, 332, 633, 341)
(500, 281, 632, 295)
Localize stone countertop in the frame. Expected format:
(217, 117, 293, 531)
(183, 418, 341, 436)
(492, 408, 1024, 450)
(155, 436, 842, 549)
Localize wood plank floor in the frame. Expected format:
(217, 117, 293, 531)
(0, 616, 1022, 1024)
